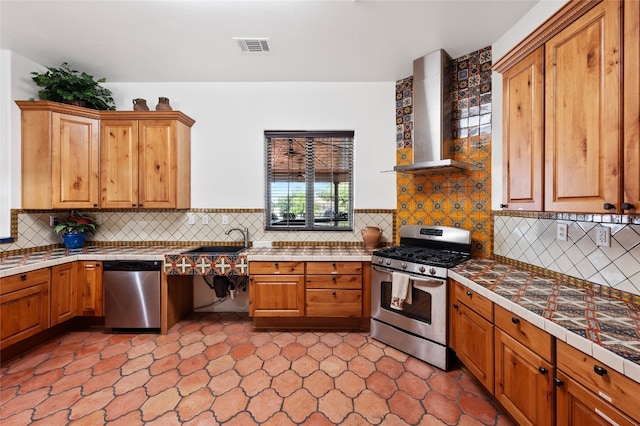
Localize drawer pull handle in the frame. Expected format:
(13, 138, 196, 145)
(500, 203, 508, 208)
(466, 291, 472, 297)
(453, 303, 458, 310)
(511, 317, 520, 325)
(603, 202, 615, 210)
(594, 365, 607, 376)
(553, 378, 564, 387)
(274, 262, 279, 268)
(332, 291, 336, 297)
(622, 203, 635, 210)
(538, 367, 548, 375)
(332, 276, 337, 282)
(20, 274, 27, 281)
(595, 408, 620, 426)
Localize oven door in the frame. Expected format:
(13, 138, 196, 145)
(371, 265, 447, 345)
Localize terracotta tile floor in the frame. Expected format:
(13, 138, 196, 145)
(0, 313, 515, 425)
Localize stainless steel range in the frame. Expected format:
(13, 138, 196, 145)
(371, 225, 471, 370)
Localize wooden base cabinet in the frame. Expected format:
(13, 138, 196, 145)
(249, 262, 305, 317)
(51, 263, 78, 326)
(450, 280, 494, 392)
(0, 269, 50, 349)
(78, 261, 103, 317)
(306, 262, 363, 317)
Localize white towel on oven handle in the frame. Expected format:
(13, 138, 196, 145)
(390, 271, 412, 310)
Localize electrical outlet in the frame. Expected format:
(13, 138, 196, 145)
(202, 214, 209, 225)
(595, 226, 611, 247)
(50, 216, 58, 226)
(556, 223, 568, 241)
(187, 213, 195, 225)
(222, 214, 229, 225)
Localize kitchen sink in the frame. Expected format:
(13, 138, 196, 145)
(182, 245, 246, 255)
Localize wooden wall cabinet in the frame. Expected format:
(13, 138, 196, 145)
(17, 101, 100, 209)
(16, 101, 194, 210)
(500, 47, 544, 211)
(544, 0, 621, 213)
(249, 262, 305, 317)
(494, 305, 554, 426)
(100, 114, 193, 209)
(449, 280, 494, 392)
(78, 261, 103, 316)
(306, 262, 363, 317)
(0, 268, 50, 349)
(556, 340, 640, 424)
(51, 262, 78, 326)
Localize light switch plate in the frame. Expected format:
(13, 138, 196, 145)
(222, 214, 229, 225)
(187, 213, 195, 225)
(595, 227, 611, 247)
(556, 223, 568, 241)
(202, 214, 209, 225)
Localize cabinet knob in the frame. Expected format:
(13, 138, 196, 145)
(93, 203, 98, 208)
(466, 291, 472, 297)
(553, 378, 564, 387)
(453, 303, 458, 309)
(538, 367, 548, 375)
(622, 203, 635, 211)
(500, 204, 508, 209)
(274, 262, 279, 269)
(138, 204, 143, 207)
(332, 291, 337, 297)
(332, 276, 337, 282)
(20, 274, 27, 281)
(603, 203, 615, 210)
(593, 365, 608, 376)
(511, 317, 520, 325)
(132, 204, 137, 207)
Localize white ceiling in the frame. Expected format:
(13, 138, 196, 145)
(0, 0, 537, 83)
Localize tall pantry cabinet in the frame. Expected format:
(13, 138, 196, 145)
(17, 101, 194, 210)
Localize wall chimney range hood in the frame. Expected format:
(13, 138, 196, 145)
(394, 49, 471, 173)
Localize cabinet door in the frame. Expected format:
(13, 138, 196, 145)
(0, 269, 50, 349)
(556, 371, 638, 426)
(452, 301, 494, 392)
(501, 47, 544, 211)
(51, 263, 78, 326)
(495, 328, 554, 426)
(249, 275, 304, 317)
(78, 261, 103, 316)
(101, 120, 139, 208)
(623, 0, 639, 213)
(544, 0, 621, 212)
(51, 112, 100, 208)
(138, 120, 177, 208)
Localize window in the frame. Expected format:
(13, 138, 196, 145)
(265, 131, 354, 231)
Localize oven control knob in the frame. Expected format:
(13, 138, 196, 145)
(401, 262, 407, 269)
(377, 258, 384, 265)
(418, 266, 425, 273)
(385, 259, 391, 266)
(429, 267, 436, 275)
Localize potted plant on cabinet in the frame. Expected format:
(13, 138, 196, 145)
(30, 62, 116, 110)
(53, 212, 98, 249)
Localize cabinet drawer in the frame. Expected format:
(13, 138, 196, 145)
(495, 304, 553, 362)
(1, 268, 51, 295)
(306, 262, 362, 275)
(249, 261, 304, 275)
(453, 280, 493, 321)
(306, 289, 362, 317)
(306, 275, 362, 289)
(557, 340, 640, 421)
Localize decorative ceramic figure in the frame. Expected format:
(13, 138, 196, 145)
(133, 98, 149, 111)
(361, 226, 382, 250)
(156, 97, 172, 110)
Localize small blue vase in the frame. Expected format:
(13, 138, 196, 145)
(62, 232, 87, 249)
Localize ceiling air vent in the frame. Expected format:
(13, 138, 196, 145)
(234, 38, 270, 53)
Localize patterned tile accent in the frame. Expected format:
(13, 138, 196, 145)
(395, 47, 492, 257)
(453, 258, 640, 364)
(165, 254, 249, 276)
(0, 209, 395, 255)
(493, 215, 640, 297)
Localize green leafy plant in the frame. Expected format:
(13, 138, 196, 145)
(53, 212, 98, 235)
(31, 62, 116, 110)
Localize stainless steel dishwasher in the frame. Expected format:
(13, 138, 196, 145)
(103, 260, 161, 330)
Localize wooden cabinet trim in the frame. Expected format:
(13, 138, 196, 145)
(493, 0, 603, 73)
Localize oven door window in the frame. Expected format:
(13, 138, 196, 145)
(380, 279, 432, 323)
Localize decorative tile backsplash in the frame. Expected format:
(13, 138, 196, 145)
(494, 215, 640, 297)
(0, 209, 395, 254)
(395, 47, 493, 257)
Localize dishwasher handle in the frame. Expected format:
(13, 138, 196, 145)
(102, 260, 161, 272)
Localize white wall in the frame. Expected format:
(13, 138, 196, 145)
(105, 82, 397, 209)
(0, 56, 397, 237)
(0, 51, 45, 239)
(490, 0, 569, 209)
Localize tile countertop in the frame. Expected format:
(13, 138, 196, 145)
(450, 258, 640, 385)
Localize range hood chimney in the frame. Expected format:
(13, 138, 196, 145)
(394, 49, 471, 172)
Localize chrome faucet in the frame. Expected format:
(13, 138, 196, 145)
(225, 227, 249, 248)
